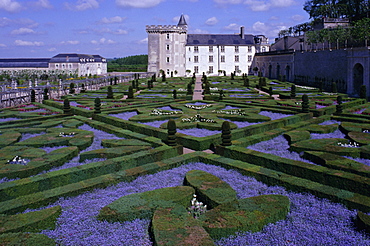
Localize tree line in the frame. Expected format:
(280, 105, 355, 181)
(108, 55, 148, 72)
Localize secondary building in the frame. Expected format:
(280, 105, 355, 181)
(0, 53, 107, 77)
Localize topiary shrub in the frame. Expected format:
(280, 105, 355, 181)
(336, 95, 343, 114)
(69, 83, 75, 94)
(94, 97, 101, 114)
(173, 89, 177, 99)
(127, 86, 134, 99)
(63, 98, 72, 115)
(43, 88, 49, 101)
(360, 85, 367, 101)
(244, 77, 249, 87)
(221, 121, 232, 146)
(107, 86, 114, 99)
(290, 84, 296, 98)
(302, 94, 309, 113)
(30, 89, 36, 102)
(167, 119, 177, 146)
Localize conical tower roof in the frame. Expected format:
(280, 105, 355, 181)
(177, 14, 187, 26)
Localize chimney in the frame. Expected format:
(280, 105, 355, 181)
(240, 26, 245, 39)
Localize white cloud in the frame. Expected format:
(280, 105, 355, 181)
(31, 0, 53, 9)
(48, 47, 56, 52)
(0, 0, 23, 12)
(115, 29, 128, 35)
(251, 21, 287, 41)
(0, 43, 6, 47)
(214, 0, 242, 4)
(192, 28, 209, 34)
(100, 16, 126, 24)
(91, 38, 116, 44)
(64, 0, 99, 11)
(61, 40, 80, 45)
(137, 38, 148, 44)
(249, 0, 296, 11)
(291, 14, 304, 22)
(116, 0, 164, 8)
(11, 27, 36, 35)
(223, 23, 239, 31)
(205, 17, 218, 26)
(15, 40, 44, 46)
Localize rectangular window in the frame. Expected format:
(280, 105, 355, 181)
(221, 55, 225, 63)
(209, 56, 213, 63)
(209, 46, 213, 52)
(194, 46, 199, 53)
(235, 55, 239, 62)
(166, 34, 170, 39)
(221, 46, 225, 52)
(262, 46, 266, 52)
(55, 64, 59, 69)
(235, 66, 239, 73)
(166, 57, 170, 63)
(194, 66, 199, 74)
(248, 46, 252, 52)
(235, 46, 239, 53)
(166, 44, 170, 50)
(209, 66, 213, 73)
(248, 55, 252, 62)
(194, 56, 199, 63)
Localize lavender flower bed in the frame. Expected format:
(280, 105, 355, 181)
(222, 106, 240, 110)
(319, 120, 341, 125)
(177, 128, 220, 137)
(218, 118, 259, 128)
(310, 129, 346, 139)
(30, 162, 369, 245)
(37, 124, 122, 174)
(0, 117, 21, 122)
(19, 132, 46, 142)
(224, 88, 250, 92)
(109, 111, 138, 120)
(345, 156, 370, 166)
(136, 94, 168, 98)
(156, 106, 181, 111)
(229, 94, 264, 98)
(0, 177, 19, 184)
(247, 135, 315, 164)
(139, 120, 169, 128)
(259, 111, 293, 120)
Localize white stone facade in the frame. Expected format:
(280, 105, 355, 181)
(146, 16, 270, 77)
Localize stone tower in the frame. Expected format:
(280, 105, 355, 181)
(146, 15, 188, 77)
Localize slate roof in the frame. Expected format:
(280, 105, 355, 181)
(0, 58, 50, 68)
(177, 14, 187, 26)
(187, 34, 258, 46)
(49, 53, 106, 63)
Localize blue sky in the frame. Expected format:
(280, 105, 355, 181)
(0, 0, 310, 58)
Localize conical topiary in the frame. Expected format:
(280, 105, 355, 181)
(127, 86, 134, 99)
(69, 83, 75, 94)
(167, 119, 177, 146)
(219, 89, 224, 100)
(43, 88, 49, 101)
(221, 121, 232, 146)
(290, 84, 296, 98)
(107, 86, 114, 99)
(332, 82, 338, 93)
(173, 89, 177, 99)
(94, 97, 101, 114)
(244, 77, 249, 87)
(30, 89, 36, 102)
(80, 83, 86, 93)
(63, 98, 72, 115)
(187, 83, 193, 95)
(360, 85, 367, 101)
(204, 83, 210, 95)
(302, 94, 309, 113)
(336, 95, 343, 114)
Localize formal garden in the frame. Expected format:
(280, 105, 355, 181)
(1, 73, 370, 245)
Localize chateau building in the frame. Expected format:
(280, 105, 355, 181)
(0, 53, 107, 77)
(146, 15, 270, 77)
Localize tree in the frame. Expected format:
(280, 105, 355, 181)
(352, 18, 370, 46)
